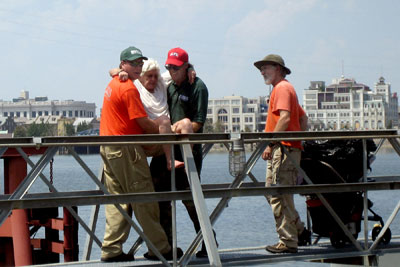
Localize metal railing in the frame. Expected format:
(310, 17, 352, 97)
(0, 130, 400, 266)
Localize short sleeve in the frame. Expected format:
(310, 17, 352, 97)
(272, 84, 292, 114)
(123, 88, 147, 120)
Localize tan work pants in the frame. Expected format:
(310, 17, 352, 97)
(266, 146, 305, 248)
(100, 145, 171, 259)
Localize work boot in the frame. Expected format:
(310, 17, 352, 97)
(196, 230, 219, 258)
(101, 252, 134, 262)
(266, 243, 298, 254)
(298, 228, 312, 246)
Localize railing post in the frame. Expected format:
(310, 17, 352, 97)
(4, 154, 33, 266)
(362, 139, 370, 266)
(181, 142, 221, 267)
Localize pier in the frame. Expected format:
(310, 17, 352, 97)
(1, 130, 400, 266)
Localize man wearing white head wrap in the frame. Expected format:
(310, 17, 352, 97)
(109, 59, 193, 170)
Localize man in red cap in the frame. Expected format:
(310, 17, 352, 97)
(150, 47, 215, 258)
(254, 54, 310, 254)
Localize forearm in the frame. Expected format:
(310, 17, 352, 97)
(109, 68, 122, 77)
(136, 117, 159, 134)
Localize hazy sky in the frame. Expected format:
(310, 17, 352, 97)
(1, 0, 399, 115)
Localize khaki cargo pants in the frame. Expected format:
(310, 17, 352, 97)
(100, 145, 171, 259)
(266, 146, 305, 248)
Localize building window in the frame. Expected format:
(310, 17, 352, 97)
(232, 117, 240, 123)
(45, 111, 49, 116)
(232, 107, 240, 113)
(80, 110, 83, 116)
(218, 115, 228, 122)
(16, 112, 20, 117)
(68, 111, 73, 117)
(248, 108, 254, 113)
(10, 112, 14, 117)
(56, 111, 60, 116)
(3, 112, 8, 117)
(32, 111, 36, 118)
(74, 110, 78, 117)
(207, 108, 212, 114)
(24, 111, 27, 117)
(218, 109, 228, 114)
(63, 111, 66, 117)
(38, 111, 43, 116)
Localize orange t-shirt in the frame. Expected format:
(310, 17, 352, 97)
(265, 79, 305, 149)
(100, 76, 147, 136)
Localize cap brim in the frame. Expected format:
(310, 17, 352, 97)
(253, 60, 291, 74)
(165, 58, 185, 66)
(127, 55, 148, 61)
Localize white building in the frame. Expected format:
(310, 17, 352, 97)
(0, 91, 96, 119)
(303, 76, 398, 130)
(206, 95, 268, 132)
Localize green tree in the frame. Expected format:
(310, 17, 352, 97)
(203, 119, 214, 133)
(13, 125, 27, 137)
(27, 122, 53, 137)
(213, 120, 225, 133)
(77, 121, 92, 133)
(65, 123, 75, 136)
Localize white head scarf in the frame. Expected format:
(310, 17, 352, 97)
(134, 58, 170, 120)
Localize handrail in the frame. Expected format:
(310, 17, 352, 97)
(0, 130, 398, 147)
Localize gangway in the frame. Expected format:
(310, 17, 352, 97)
(0, 130, 400, 266)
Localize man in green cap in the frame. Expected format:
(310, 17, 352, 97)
(254, 54, 310, 253)
(100, 46, 180, 262)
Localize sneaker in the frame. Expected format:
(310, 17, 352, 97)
(298, 229, 311, 246)
(144, 247, 183, 261)
(101, 252, 134, 262)
(266, 243, 298, 254)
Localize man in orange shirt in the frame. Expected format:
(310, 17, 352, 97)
(254, 54, 310, 253)
(100, 46, 179, 262)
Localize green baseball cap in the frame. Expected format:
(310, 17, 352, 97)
(253, 54, 291, 75)
(120, 46, 148, 62)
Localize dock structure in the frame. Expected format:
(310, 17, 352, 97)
(0, 130, 400, 266)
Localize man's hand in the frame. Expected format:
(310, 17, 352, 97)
(119, 71, 129, 82)
(262, 146, 273, 161)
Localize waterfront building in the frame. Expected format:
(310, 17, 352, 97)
(0, 91, 96, 119)
(206, 95, 268, 132)
(303, 76, 398, 130)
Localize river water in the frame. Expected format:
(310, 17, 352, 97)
(0, 146, 399, 264)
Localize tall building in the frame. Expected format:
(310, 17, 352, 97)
(206, 95, 268, 132)
(303, 76, 398, 130)
(0, 91, 96, 119)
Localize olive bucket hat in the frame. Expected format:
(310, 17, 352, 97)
(253, 54, 291, 75)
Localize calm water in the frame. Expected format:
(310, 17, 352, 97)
(0, 147, 399, 263)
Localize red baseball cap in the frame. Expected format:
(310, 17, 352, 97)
(165, 47, 188, 66)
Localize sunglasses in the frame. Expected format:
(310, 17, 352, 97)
(165, 64, 182, 71)
(126, 60, 144, 67)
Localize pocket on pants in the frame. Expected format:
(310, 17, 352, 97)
(105, 146, 123, 160)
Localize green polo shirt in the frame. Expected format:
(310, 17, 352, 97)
(167, 77, 208, 173)
(167, 77, 209, 133)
